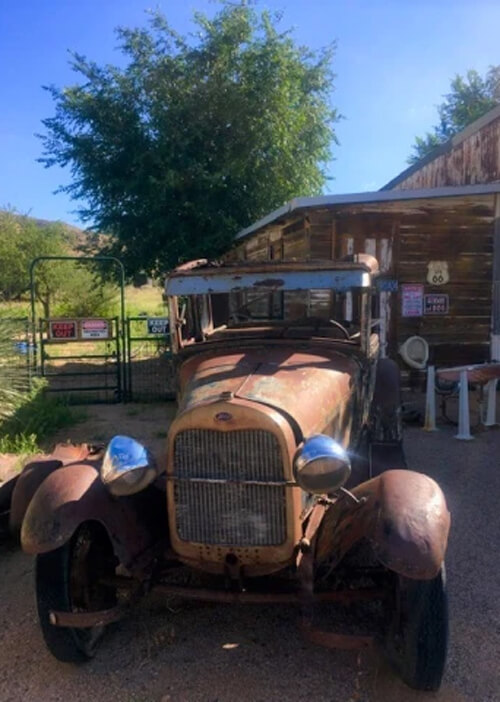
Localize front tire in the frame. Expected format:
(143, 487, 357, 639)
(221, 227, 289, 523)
(386, 565, 448, 691)
(36, 521, 117, 662)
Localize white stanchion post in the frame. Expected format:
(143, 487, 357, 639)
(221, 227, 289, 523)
(424, 365, 437, 431)
(455, 370, 473, 440)
(484, 378, 498, 427)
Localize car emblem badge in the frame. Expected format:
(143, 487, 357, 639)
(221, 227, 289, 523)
(215, 412, 232, 422)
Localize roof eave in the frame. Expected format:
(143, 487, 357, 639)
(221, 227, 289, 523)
(235, 183, 500, 242)
(381, 103, 500, 190)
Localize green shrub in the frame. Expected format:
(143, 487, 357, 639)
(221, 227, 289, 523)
(0, 378, 85, 454)
(52, 267, 119, 318)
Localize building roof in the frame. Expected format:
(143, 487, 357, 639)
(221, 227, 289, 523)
(235, 182, 500, 242)
(381, 103, 500, 190)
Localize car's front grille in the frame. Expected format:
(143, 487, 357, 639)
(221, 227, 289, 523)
(172, 429, 287, 546)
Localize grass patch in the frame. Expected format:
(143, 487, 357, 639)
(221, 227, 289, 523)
(0, 379, 86, 455)
(0, 301, 30, 319)
(0, 433, 38, 455)
(125, 284, 165, 317)
(0, 283, 166, 321)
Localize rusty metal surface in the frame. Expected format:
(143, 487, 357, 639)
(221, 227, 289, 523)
(9, 444, 98, 535)
(171, 259, 375, 275)
(316, 469, 450, 580)
(166, 396, 302, 575)
(166, 266, 371, 296)
(10, 460, 61, 535)
(152, 584, 385, 605)
(47, 584, 385, 643)
(178, 347, 361, 441)
(292, 500, 379, 652)
(49, 606, 128, 628)
(437, 362, 500, 384)
(20, 460, 160, 577)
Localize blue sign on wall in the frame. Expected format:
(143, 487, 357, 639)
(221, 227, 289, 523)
(147, 317, 170, 335)
(376, 278, 399, 293)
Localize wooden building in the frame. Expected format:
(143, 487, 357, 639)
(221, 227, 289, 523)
(226, 184, 500, 372)
(383, 104, 500, 191)
(225, 105, 500, 374)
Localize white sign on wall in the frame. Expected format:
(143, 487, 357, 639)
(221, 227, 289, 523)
(81, 319, 110, 339)
(427, 261, 449, 286)
(401, 284, 424, 317)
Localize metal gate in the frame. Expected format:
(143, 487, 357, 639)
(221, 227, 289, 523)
(39, 317, 122, 403)
(126, 316, 175, 401)
(0, 317, 33, 398)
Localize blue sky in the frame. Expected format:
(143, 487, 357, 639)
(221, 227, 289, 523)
(1, 0, 500, 227)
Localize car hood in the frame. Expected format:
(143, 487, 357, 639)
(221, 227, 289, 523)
(178, 346, 361, 442)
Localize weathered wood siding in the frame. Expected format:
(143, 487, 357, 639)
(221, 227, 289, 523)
(228, 196, 495, 368)
(389, 113, 500, 190)
(395, 205, 493, 365)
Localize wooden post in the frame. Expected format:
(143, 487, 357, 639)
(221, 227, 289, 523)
(330, 216, 336, 260)
(491, 194, 500, 361)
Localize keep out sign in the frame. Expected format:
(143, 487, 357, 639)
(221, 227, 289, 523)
(81, 319, 110, 340)
(49, 320, 78, 340)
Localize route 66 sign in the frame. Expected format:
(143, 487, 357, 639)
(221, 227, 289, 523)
(427, 261, 449, 286)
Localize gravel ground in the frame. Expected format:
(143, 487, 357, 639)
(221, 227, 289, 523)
(0, 405, 499, 702)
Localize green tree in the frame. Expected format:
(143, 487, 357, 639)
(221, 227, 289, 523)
(53, 266, 117, 318)
(39, 3, 339, 275)
(0, 211, 39, 301)
(409, 67, 500, 164)
(0, 211, 69, 310)
(0, 210, 117, 318)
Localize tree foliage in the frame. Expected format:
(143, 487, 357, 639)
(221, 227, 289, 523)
(0, 210, 117, 318)
(39, 3, 339, 275)
(409, 67, 500, 164)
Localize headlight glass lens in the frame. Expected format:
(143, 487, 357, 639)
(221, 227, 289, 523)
(293, 435, 351, 495)
(101, 435, 157, 496)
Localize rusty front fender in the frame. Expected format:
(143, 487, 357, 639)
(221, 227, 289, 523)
(316, 470, 450, 580)
(21, 462, 159, 575)
(9, 444, 93, 536)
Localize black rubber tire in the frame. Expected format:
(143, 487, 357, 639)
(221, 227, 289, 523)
(35, 522, 117, 663)
(387, 565, 448, 691)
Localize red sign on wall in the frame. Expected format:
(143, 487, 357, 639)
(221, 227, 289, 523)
(49, 320, 78, 340)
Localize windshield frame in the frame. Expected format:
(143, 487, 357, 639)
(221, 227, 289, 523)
(166, 262, 377, 357)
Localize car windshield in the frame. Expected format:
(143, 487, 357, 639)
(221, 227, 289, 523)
(165, 262, 377, 351)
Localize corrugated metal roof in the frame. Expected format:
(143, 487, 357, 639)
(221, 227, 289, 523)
(381, 103, 500, 190)
(236, 182, 500, 241)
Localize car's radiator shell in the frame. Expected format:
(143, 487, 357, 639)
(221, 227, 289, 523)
(166, 399, 301, 576)
(173, 428, 287, 547)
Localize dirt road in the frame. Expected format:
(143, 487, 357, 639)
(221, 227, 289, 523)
(0, 406, 499, 701)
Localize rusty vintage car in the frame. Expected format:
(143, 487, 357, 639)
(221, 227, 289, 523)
(10, 257, 450, 691)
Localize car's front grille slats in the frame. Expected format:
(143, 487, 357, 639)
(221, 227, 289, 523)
(173, 429, 287, 546)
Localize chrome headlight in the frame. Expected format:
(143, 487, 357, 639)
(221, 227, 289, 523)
(293, 435, 351, 495)
(101, 435, 157, 496)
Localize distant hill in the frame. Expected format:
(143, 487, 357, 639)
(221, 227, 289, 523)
(3, 211, 105, 254)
